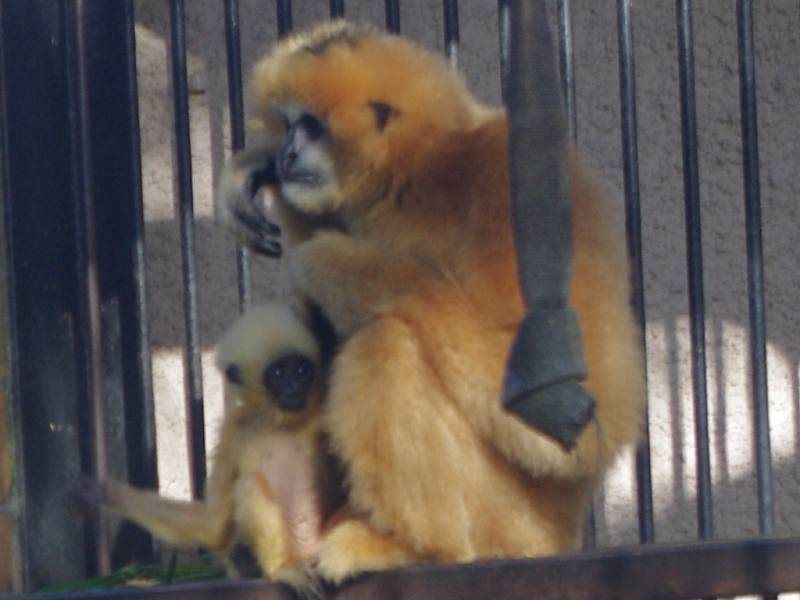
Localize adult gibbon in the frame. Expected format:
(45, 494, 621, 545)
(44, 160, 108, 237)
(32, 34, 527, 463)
(217, 20, 645, 584)
(76, 303, 338, 590)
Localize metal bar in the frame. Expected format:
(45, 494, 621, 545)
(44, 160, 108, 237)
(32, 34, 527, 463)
(121, 0, 158, 494)
(276, 0, 292, 37)
(556, 0, 577, 140)
(736, 0, 774, 536)
(556, 0, 591, 545)
(443, 0, 459, 68)
(168, 0, 206, 500)
(330, 0, 345, 18)
(497, 0, 510, 103)
(223, 0, 252, 312)
(29, 538, 800, 600)
(616, 0, 655, 544)
(117, 0, 160, 561)
(1, 0, 94, 587)
(676, 0, 713, 540)
(0, 1, 26, 591)
(63, 0, 111, 575)
(385, 0, 400, 33)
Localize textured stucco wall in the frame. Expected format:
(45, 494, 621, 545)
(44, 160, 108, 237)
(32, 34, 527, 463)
(132, 0, 800, 552)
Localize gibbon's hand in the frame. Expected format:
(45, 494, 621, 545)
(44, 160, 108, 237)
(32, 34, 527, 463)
(217, 146, 283, 258)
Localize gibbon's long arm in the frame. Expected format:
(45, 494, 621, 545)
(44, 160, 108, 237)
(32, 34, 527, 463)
(501, 0, 595, 450)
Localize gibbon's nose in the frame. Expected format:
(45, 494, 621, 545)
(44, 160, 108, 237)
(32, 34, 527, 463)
(263, 353, 315, 411)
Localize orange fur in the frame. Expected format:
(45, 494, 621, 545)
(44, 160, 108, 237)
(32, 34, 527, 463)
(227, 21, 644, 583)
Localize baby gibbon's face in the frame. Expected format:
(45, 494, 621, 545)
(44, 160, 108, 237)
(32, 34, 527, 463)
(226, 351, 315, 412)
(216, 303, 322, 425)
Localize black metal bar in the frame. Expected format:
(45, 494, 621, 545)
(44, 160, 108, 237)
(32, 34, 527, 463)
(497, 0, 510, 103)
(168, 0, 206, 500)
(443, 0, 459, 68)
(736, 0, 774, 536)
(557, 0, 577, 140)
(676, 0, 713, 541)
(2, 0, 91, 586)
(0, 1, 27, 591)
(120, 0, 158, 502)
(223, 0, 252, 312)
(616, 0, 655, 544)
(106, 0, 160, 565)
(63, 0, 111, 574)
(28, 538, 800, 600)
(385, 0, 400, 33)
(330, 0, 345, 18)
(556, 0, 590, 544)
(276, 0, 292, 37)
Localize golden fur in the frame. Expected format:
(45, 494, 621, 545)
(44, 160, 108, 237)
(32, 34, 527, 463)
(218, 20, 645, 584)
(82, 303, 334, 590)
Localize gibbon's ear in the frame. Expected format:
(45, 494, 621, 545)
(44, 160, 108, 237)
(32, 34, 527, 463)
(368, 101, 398, 131)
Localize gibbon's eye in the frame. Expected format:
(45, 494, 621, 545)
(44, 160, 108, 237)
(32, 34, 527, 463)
(297, 113, 326, 142)
(263, 353, 315, 411)
(224, 364, 245, 385)
(368, 101, 398, 131)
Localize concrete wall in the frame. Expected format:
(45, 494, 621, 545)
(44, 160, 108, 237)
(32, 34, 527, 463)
(132, 0, 800, 550)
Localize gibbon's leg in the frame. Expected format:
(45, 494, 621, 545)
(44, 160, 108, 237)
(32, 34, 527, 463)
(316, 516, 421, 585)
(289, 231, 431, 337)
(233, 472, 312, 589)
(85, 478, 234, 550)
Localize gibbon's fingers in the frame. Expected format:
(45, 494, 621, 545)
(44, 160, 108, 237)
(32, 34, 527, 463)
(216, 143, 283, 256)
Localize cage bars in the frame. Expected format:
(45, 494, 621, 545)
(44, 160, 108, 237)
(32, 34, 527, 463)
(223, 0, 253, 312)
(385, 0, 401, 33)
(556, 0, 577, 141)
(616, 0, 655, 545)
(277, 0, 292, 37)
(443, 0, 460, 68)
(736, 0, 774, 537)
(497, 0, 510, 103)
(118, 0, 160, 560)
(63, 0, 111, 574)
(330, 0, 345, 18)
(168, 0, 207, 500)
(676, 0, 714, 541)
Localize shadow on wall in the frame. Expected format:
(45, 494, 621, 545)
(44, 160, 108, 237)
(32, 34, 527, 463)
(131, 1, 800, 546)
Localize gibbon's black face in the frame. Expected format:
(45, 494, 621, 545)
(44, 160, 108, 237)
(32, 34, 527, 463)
(262, 352, 316, 412)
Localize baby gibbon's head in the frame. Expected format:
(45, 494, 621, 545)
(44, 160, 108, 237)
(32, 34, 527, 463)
(246, 20, 489, 216)
(216, 303, 322, 426)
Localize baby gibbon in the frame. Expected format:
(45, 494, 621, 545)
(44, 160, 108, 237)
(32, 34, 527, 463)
(217, 21, 645, 583)
(77, 303, 338, 590)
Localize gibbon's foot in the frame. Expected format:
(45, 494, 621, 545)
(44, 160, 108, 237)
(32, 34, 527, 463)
(316, 518, 419, 585)
(502, 309, 596, 450)
(505, 381, 596, 451)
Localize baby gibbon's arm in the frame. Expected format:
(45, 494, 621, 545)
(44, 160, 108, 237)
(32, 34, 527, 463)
(91, 477, 235, 551)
